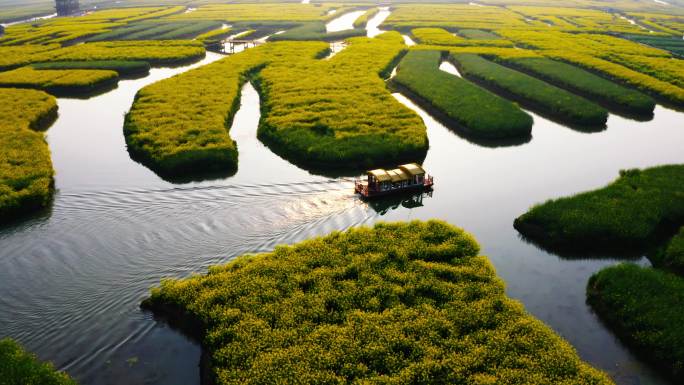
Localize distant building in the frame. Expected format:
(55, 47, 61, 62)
(56, 0, 79, 16)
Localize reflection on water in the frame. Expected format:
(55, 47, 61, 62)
(0, 39, 684, 385)
(365, 191, 433, 215)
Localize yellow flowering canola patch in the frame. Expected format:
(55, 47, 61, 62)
(0, 66, 118, 95)
(143, 220, 614, 385)
(126, 32, 427, 176)
(0, 88, 57, 222)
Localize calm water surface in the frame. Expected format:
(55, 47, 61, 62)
(1, 35, 684, 385)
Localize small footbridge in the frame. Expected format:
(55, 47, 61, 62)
(208, 39, 264, 54)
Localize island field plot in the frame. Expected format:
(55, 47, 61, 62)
(514, 164, 684, 253)
(0, 6, 187, 45)
(143, 220, 613, 385)
(2, 2, 684, 385)
(0, 66, 119, 95)
(126, 32, 428, 176)
(0, 41, 206, 71)
(588, 263, 684, 382)
(0, 87, 56, 223)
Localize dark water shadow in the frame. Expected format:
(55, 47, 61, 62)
(513, 220, 682, 261)
(124, 148, 238, 184)
(365, 190, 433, 215)
(0, 197, 54, 232)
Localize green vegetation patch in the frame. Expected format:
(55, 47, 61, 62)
(587, 263, 684, 380)
(451, 53, 608, 128)
(0, 338, 76, 385)
(0, 88, 57, 223)
(457, 29, 501, 40)
(514, 165, 684, 251)
(501, 57, 654, 115)
(392, 50, 532, 142)
(0, 66, 119, 96)
(623, 34, 684, 57)
(144, 220, 612, 385)
(32, 60, 150, 76)
(652, 227, 684, 274)
(269, 21, 365, 42)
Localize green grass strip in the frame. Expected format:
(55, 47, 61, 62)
(458, 29, 501, 40)
(0, 338, 76, 385)
(587, 263, 684, 380)
(143, 220, 613, 384)
(392, 50, 532, 142)
(451, 53, 608, 128)
(514, 165, 684, 252)
(502, 57, 654, 115)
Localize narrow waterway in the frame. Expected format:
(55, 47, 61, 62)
(366, 7, 391, 38)
(1, 38, 684, 385)
(325, 9, 366, 32)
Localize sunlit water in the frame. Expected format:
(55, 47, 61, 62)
(325, 9, 367, 33)
(1, 41, 684, 385)
(366, 7, 391, 38)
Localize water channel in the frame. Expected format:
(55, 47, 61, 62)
(1, 9, 684, 385)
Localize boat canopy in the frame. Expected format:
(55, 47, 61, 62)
(368, 169, 392, 182)
(388, 169, 410, 182)
(399, 163, 425, 176)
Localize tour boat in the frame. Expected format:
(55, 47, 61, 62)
(355, 163, 434, 198)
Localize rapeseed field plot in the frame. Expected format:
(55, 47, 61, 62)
(509, 6, 646, 33)
(166, 3, 336, 22)
(411, 27, 514, 47)
(0, 338, 76, 385)
(124, 41, 327, 178)
(258, 32, 428, 169)
(143, 220, 614, 385)
(0, 88, 57, 222)
(126, 32, 427, 176)
(0, 7, 186, 45)
(383, 4, 538, 30)
(626, 12, 684, 34)
(41, 41, 206, 66)
(0, 66, 118, 95)
(0, 44, 59, 70)
(498, 29, 684, 105)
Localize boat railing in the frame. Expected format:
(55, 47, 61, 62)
(424, 175, 434, 186)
